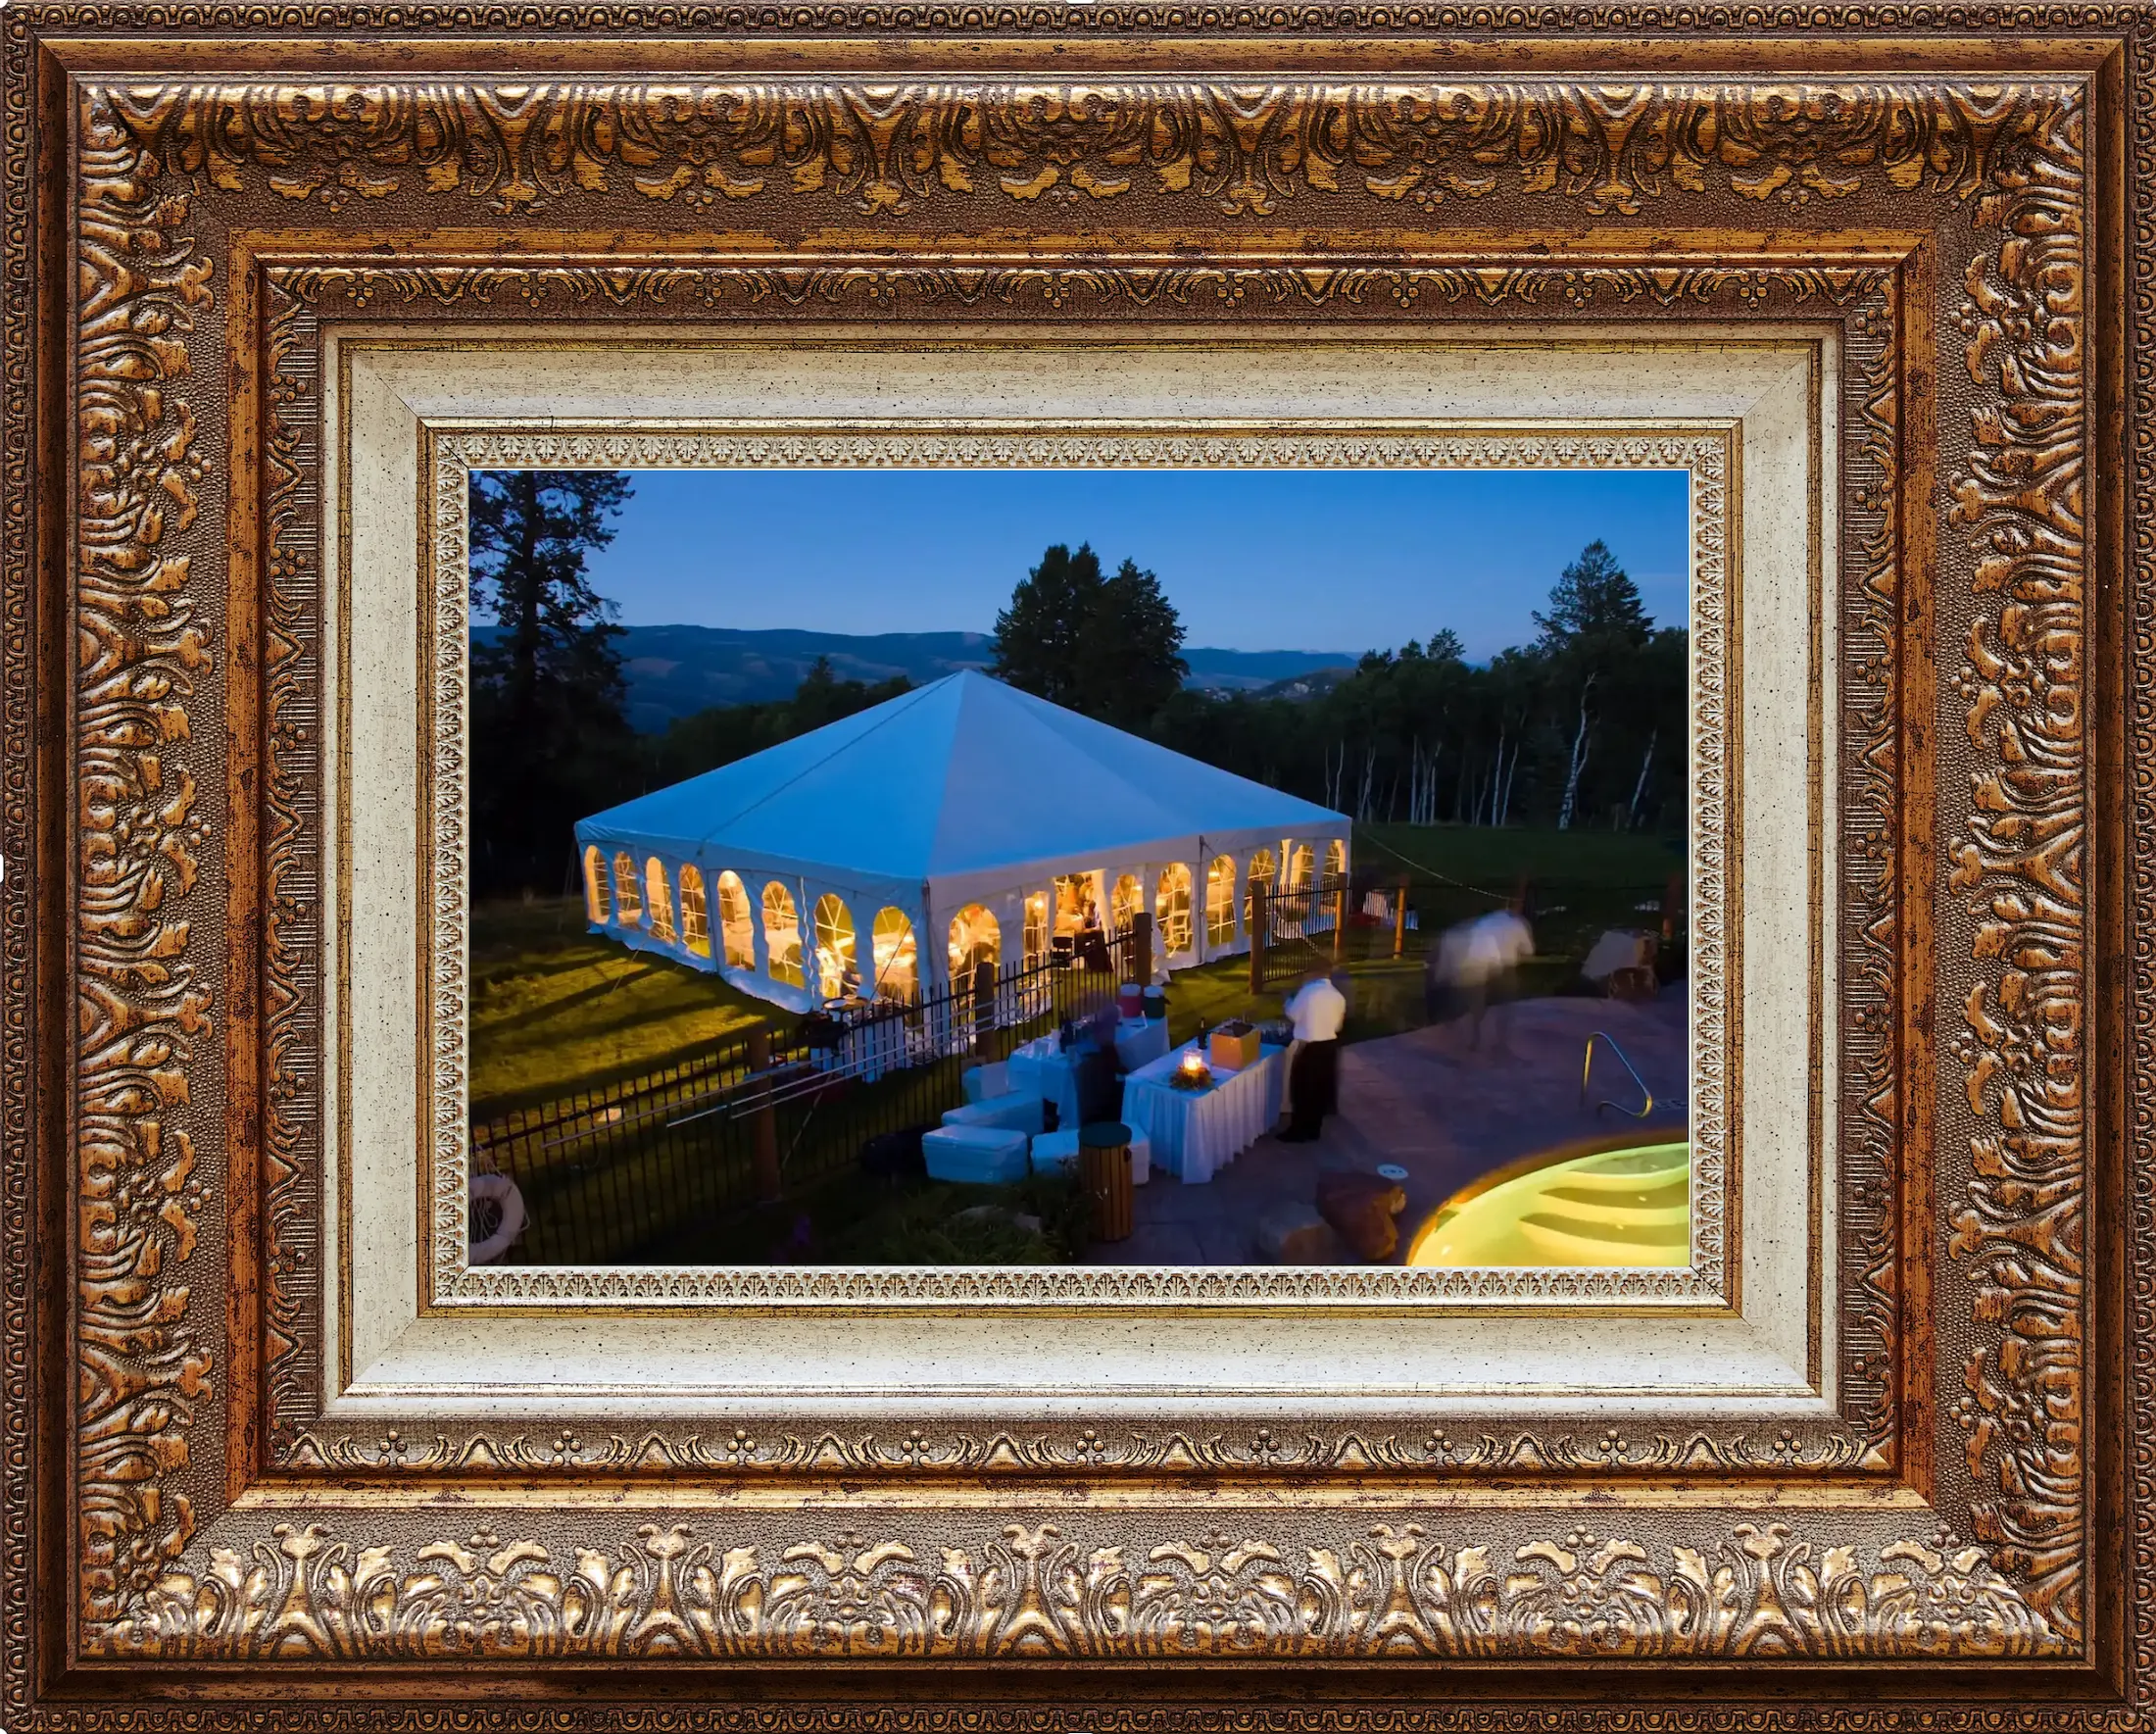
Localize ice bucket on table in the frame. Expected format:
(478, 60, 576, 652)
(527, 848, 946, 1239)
(1208, 1020, 1262, 1071)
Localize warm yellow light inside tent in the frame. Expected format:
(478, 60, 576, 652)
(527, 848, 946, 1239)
(870, 908, 917, 1003)
(1404, 1141, 1691, 1268)
(1023, 891, 1050, 966)
(948, 904, 1001, 979)
(812, 894, 856, 999)
(1109, 873, 1143, 936)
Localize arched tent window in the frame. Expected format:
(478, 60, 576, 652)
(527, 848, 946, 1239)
(870, 908, 918, 1003)
(1023, 891, 1049, 966)
(1154, 864, 1194, 958)
(583, 846, 611, 923)
(646, 858, 676, 943)
(1284, 843, 1317, 930)
(761, 882, 805, 988)
(714, 871, 756, 969)
(1109, 873, 1143, 937)
(1205, 856, 1238, 949)
(1245, 847, 1276, 933)
(812, 894, 857, 1000)
(948, 904, 1001, 980)
(1324, 838, 1347, 885)
(678, 866, 710, 956)
(1054, 872, 1098, 934)
(612, 852, 642, 923)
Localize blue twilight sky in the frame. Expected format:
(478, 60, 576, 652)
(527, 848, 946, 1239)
(579, 468, 1691, 660)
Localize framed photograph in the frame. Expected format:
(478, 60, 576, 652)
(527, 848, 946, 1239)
(2, 7, 2142, 1726)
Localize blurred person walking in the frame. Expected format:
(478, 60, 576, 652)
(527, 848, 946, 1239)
(1426, 908, 1535, 1053)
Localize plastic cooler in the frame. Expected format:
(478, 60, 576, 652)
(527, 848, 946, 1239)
(921, 1124, 1032, 1186)
(942, 1094, 1046, 1136)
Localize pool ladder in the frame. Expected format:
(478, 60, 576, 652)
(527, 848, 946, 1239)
(1581, 1031, 1655, 1119)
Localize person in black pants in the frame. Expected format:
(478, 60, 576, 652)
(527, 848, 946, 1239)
(1279, 969, 1347, 1143)
(1072, 1037, 1123, 1128)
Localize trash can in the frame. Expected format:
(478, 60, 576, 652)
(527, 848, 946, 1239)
(1079, 1119, 1135, 1244)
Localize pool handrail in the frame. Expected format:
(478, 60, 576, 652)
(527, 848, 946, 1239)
(1582, 1030, 1654, 1119)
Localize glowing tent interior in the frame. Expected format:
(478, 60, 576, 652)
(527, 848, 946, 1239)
(573, 669, 1351, 1014)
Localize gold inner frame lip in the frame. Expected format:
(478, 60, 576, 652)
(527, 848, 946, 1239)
(374, 408, 1745, 1313)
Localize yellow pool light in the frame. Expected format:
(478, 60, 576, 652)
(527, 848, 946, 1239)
(1403, 1139, 1691, 1269)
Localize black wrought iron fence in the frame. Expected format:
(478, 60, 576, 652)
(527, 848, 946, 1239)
(1248, 873, 1351, 990)
(469, 927, 1136, 1265)
(1248, 868, 1687, 994)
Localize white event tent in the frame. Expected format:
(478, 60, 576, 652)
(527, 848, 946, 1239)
(573, 669, 1351, 1014)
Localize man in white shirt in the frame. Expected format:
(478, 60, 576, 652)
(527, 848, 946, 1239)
(1279, 968, 1348, 1143)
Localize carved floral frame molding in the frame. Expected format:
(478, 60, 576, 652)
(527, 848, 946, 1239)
(0, 8, 2139, 1726)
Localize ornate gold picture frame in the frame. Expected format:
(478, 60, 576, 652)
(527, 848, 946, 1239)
(2, 8, 2142, 1726)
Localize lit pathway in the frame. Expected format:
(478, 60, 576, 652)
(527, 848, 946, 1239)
(1086, 985, 1690, 1266)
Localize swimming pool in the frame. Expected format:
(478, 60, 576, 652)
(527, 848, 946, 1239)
(1402, 1138, 1690, 1268)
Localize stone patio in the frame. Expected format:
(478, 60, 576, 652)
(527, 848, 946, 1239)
(1085, 984, 1690, 1266)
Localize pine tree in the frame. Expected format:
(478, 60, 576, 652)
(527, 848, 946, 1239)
(991, 544, 1187, 725)
(1532, 540, 1653, 831)
(1081, 557, 1189, 728)
(1424, 627, 1466, 666)
(1532, 538, 1652, 652)
(467, 470, 635, 896)
(990, 543, 1105, 710)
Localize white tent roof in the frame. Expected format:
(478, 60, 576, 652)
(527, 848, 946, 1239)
(576, 669, 1348, 910)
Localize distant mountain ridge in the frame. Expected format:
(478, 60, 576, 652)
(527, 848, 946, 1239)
(475, 623, 1357, 731)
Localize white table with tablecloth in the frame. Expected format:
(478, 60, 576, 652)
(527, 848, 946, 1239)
(1004, 1018, 1171, 1125)
(1117, 1042, 1287, 1184)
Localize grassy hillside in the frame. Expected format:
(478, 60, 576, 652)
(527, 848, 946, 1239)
(467, 898, 767, 1117)
(1353, 822, 1684, 893)
(468, 826, 1684, 1119)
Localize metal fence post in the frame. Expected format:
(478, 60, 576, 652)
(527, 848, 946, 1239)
(747, 1025, 781, 1203)
(1131, 911, 1153, 986)
(1394, 874, 1409, 959)
(1332, 877, 1346, 963)
(1249, 890, 1267, 993)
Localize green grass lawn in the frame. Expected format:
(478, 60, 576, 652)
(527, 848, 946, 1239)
(1354, 821, 1684, 894)
(468, 897, 769, 1117)
(471, 829, 1680, 1119)
(1155, 945, 1588, 1054)
(468, 829, 1683, 1264)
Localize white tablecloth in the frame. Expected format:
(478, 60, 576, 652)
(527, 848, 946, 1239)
(1113, 1016, 1172, 1071)
(1118, 1043, 1287, 1184)
(1006, 1019, 1173, 1125)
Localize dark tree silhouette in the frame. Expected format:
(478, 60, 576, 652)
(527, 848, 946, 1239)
(991, 542, 1187, 726)
(1533, 538, 1653, 652)
(1529, 540, 1654, 829)
(1080, 557, 1189, 728)
(989, 542, 1106, 711)
(467, 470, 635, 895)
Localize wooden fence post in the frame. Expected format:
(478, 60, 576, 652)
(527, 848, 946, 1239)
(1393, 874, 1409, 959)
(746, 1025, 781, 1204)
(1249, 892, 1267, 993)
(1132, 912, 1154, 987)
